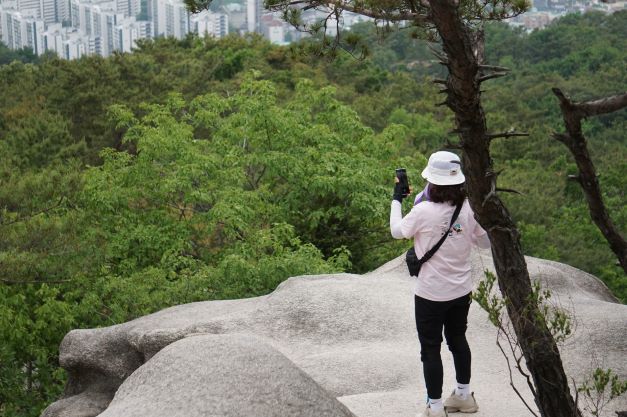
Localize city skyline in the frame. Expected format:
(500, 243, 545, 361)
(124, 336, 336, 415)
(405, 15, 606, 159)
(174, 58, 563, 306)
(0, 0, 232, 59)
(1, 0, 624, 60)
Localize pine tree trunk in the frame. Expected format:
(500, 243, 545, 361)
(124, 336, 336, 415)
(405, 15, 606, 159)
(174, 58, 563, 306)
(427, 2, 582, 416)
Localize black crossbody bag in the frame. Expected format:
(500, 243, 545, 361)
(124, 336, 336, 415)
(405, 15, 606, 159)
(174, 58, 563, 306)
(405, 202, 463, 277)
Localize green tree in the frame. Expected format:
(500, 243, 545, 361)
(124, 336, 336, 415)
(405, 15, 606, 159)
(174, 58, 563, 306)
(0, 42, 39, 65)
(1, 75, 418, 414)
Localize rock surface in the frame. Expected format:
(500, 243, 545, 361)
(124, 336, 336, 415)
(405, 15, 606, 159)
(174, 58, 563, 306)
(98, 334, 356, 417)
(42, 251, 627, 417)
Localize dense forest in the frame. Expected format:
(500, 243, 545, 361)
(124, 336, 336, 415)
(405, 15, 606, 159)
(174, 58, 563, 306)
(0, 11, 625, 416)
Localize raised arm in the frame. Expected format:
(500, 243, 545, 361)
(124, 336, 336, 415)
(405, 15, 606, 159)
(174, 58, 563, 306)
(390, 200, 406, 239)
(390, 201, 423, 240)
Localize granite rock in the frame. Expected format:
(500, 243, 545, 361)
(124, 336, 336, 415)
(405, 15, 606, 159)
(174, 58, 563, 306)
(41, 251, 627, 417)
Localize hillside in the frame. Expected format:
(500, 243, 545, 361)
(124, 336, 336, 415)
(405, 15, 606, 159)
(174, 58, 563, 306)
(0, 11, 625, 416)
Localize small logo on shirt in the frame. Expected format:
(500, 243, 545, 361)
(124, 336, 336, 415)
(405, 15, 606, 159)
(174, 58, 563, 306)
(452, 223, 463, 233)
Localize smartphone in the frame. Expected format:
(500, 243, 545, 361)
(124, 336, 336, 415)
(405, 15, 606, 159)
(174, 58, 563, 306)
(395, 168, 410, 197)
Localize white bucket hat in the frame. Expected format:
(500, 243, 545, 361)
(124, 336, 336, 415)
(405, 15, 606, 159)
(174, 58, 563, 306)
(421, 151, 465, 185)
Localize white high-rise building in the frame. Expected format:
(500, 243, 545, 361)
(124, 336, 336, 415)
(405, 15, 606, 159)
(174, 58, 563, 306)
(57, 0, 70, 24)
(112, 16, 149, 52)
(40, 22, 64, 56)
(9, 0, 66, 23)
(0, 9, 17, 47)
(91, 6, 117, 55)
(246, 0, 261, 33)
(190, 9, 227, 38)
(23, 13, 43, 50)
(16, 0, 40, 17)
(0, 4, 13, 44)
(69, 0, 88, 32)
(151, 0, 188, 38)
(34, 18, 97, 58)
(0, 9, 44, 52)
(115, 0, 140, 17)
(263, 19, 283, 44)
(61, 30, 88, 58)
(41, 0, 58, 23)
(69, 0, 116, 33)
(0, 0, 18, 9)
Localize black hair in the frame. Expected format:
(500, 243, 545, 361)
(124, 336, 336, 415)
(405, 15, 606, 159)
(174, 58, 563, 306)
(428, 183, 466, 206)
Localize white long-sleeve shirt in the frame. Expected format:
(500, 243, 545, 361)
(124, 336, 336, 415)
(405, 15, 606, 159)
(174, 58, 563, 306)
(390, 199, 490, 301)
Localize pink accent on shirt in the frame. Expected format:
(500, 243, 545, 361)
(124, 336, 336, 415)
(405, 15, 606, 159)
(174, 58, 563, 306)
(390, 200, 490, 302)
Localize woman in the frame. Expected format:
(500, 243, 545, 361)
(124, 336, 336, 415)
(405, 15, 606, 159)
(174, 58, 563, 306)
(390, 151, 490, 417)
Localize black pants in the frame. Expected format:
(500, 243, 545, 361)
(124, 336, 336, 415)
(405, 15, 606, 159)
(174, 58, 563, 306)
(414, 293, 472, 400)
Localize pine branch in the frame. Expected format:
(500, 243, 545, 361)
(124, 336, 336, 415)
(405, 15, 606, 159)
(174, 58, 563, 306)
(282, 1, 427, 22)
(0, 197, 65, 227)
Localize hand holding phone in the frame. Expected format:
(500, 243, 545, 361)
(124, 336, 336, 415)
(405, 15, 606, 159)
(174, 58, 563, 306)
(394, 168, 411, 202)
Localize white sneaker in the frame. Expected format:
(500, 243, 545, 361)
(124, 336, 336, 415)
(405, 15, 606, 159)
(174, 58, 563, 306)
(443, 391, 479, 413)
(420, 404, 448, 417)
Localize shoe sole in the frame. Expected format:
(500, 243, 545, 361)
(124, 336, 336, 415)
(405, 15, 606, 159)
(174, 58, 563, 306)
(445, 407, 479, 413)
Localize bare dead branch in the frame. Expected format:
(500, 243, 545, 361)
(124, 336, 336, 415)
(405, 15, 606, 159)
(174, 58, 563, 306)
(479, 64, 511, 72)
(552, 88, 627, 118)
(496, 187, 523, 195)
(496, 331, 540, 417)
(478, 71, 508, 83)
(482, 185, 496, 207)
(552, 88, 571, 108)
(482, 170, 502, 206)
(486, 131, 529, 141)
(486, 168, 505, 179)
(501, 320, 537, 398)
(552, 88, 627, 273)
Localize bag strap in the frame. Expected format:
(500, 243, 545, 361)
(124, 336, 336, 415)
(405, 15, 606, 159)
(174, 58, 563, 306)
(418, 202, 463, 264)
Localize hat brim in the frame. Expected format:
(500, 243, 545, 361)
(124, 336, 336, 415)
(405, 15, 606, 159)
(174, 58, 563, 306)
(421, 167, 465, 185)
